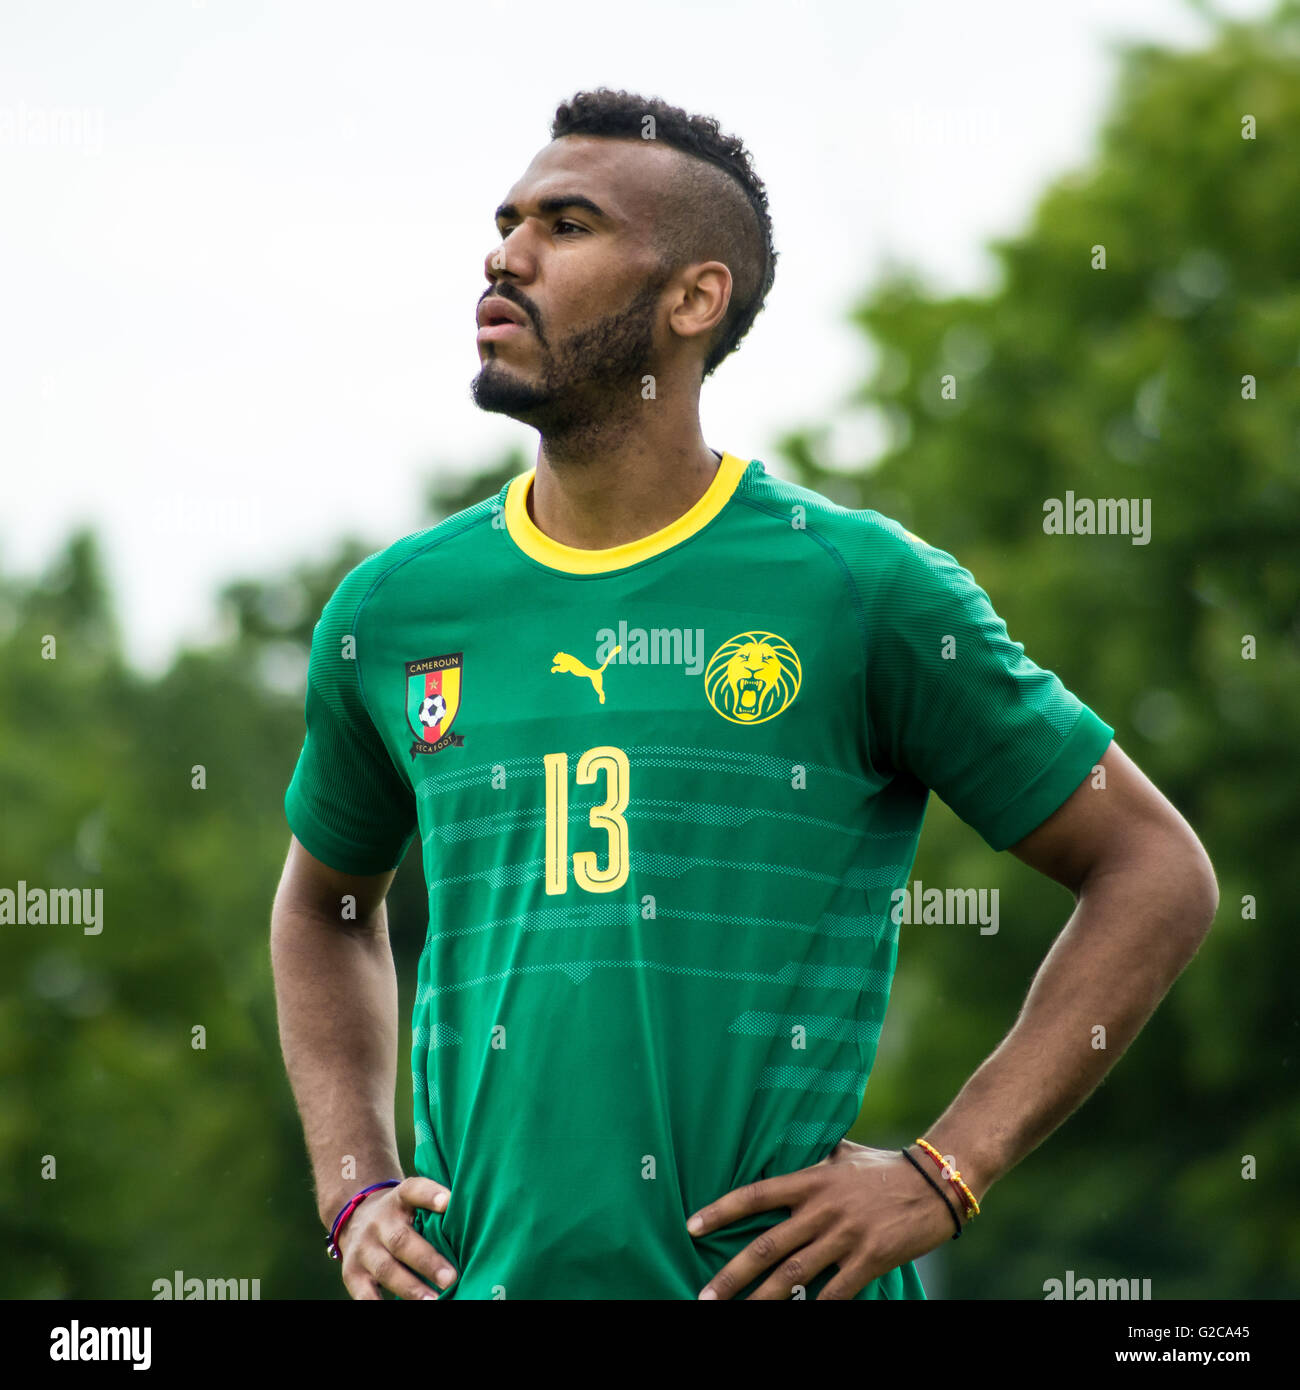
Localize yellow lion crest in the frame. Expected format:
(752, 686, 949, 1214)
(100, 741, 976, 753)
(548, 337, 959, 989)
(704, 630, 801, 725)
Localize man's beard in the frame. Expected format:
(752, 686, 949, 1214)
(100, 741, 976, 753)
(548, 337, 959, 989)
(470, 273, 668, 433)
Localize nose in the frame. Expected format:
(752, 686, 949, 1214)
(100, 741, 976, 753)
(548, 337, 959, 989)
(483, 227, 533, 287)
(484, 238, 509, 281)
(483, 244, 505, 284)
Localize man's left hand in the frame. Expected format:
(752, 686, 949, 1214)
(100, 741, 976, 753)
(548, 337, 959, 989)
(686, 1139, 957, 1300)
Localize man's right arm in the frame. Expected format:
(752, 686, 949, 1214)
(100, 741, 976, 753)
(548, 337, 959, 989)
(271, 833, 404, 1226)
(270, 833, 456, 1299)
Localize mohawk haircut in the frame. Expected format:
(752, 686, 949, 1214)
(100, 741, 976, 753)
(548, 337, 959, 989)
(550, 88, 777, 379)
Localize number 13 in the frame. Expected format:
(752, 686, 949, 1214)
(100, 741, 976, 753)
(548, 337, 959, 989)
(543, 746, 630, 895)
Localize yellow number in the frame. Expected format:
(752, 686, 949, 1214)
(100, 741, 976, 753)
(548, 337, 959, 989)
(543, 745, 630, 895)
(573, 746, 630, 893)
(543, 752, 568, 895)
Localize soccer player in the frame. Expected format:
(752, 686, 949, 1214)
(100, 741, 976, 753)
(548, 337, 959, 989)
(271, 89, 1218, 1301)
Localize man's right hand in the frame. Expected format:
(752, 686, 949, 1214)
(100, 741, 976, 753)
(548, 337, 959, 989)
(335, 1177, 458, 1300)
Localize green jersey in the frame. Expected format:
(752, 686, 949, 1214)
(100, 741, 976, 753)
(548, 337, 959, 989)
(285, 451, 1113, 1300)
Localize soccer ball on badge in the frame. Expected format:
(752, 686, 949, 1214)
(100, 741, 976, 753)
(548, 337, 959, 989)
(419, 693, 447, 728)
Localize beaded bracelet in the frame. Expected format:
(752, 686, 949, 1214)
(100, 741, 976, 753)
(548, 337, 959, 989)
(900, 1146, 962, 1239)
(327, 1179, 403, 1260)
(915, 1137, 981, 1220)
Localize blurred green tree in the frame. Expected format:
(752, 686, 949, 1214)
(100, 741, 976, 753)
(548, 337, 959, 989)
(2, 3, 1296, 1301)
(778, 0, 1300, 1298)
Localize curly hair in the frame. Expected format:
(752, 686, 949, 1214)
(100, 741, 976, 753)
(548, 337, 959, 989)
(550, 88, 777, 379)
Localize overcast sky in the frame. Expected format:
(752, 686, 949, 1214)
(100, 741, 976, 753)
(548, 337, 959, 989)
(0, 0, 1272, 673)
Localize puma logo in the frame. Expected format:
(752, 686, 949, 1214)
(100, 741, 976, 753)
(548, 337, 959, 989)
(551, 645, 621, 704)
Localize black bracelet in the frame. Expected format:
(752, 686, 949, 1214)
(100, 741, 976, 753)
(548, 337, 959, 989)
(900, 1145, 963, 1240)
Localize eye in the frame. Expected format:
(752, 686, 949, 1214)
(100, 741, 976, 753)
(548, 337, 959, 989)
(496, 219, 585, 239)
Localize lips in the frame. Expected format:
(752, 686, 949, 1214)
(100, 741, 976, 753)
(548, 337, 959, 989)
(476, 298, 531, 347)
(476, 298, 529, 331)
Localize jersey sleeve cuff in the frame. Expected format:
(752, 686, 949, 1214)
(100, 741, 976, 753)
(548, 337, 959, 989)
(284, 786, 412, 876)
(976, 706, 1115, 852)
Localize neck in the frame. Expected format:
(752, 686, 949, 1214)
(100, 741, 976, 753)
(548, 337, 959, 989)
(530, 406, 721, 551)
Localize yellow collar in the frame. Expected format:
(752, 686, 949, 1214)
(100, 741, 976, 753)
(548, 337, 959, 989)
(503, 451, 750, 574)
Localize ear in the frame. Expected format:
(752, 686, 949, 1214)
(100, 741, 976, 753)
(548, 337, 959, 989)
(668, 262, 732, 347)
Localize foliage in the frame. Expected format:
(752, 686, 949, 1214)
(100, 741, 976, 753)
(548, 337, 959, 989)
(779, 0, 1300, 1298)
(2, 10, 1295, 1299)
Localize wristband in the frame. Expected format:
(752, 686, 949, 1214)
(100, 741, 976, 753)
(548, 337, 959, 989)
(914, 1137, 981, 1219)
(327, 1179, 403, 1260)
(900, 1145, 962, 1239)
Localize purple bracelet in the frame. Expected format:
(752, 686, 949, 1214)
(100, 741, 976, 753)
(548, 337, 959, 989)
(327, 1179, 403, 1259)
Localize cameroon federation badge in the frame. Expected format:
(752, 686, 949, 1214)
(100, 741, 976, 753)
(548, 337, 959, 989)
(704, 630, 801, 725)
(405, 652, 464, 758)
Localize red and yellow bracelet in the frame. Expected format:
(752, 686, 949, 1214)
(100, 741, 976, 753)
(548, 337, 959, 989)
(915, 1137, 981, 1220)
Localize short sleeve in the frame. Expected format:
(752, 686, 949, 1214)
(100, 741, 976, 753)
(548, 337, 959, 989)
(284, 557, 418, 874)
(859, 520, 1114, 850)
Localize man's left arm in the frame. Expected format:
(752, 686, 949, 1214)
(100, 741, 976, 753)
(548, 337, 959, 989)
(920, 738, 1218, 1206)
(687, 740, 1218, 1299)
